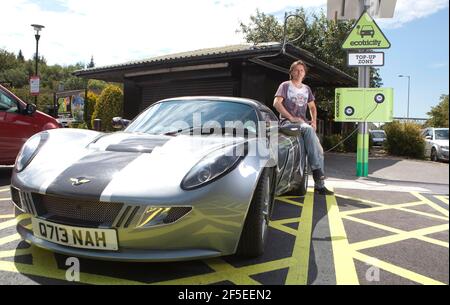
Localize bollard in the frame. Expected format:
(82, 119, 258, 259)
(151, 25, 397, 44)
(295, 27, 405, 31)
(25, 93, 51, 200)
(93, 119, 102, 131)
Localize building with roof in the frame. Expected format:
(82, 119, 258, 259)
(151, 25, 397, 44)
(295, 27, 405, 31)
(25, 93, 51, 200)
(74, 42, 356, 133)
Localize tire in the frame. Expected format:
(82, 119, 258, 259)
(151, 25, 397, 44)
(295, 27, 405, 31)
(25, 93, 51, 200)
(298, 162, 308, 196)
(431, 148, 439, 162)
(237, 169, 272, 258)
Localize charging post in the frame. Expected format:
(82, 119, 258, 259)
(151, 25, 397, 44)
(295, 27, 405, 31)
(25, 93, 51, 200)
(329, 0, 396, 177)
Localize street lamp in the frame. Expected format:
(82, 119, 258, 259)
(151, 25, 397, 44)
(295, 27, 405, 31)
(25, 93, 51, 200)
(398, 74, 411, 120)
(31, 24, 44, 107)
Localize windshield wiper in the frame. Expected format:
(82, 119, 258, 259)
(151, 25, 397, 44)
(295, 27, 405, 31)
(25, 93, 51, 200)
(163, 126, 208, 136)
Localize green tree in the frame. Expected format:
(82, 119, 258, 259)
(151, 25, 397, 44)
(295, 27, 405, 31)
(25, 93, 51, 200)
(92, 85, 123, 131)
(426, 94, 449, 127)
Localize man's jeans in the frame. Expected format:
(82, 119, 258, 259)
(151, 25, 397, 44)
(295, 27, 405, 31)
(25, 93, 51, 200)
(299, 123, 325, 188)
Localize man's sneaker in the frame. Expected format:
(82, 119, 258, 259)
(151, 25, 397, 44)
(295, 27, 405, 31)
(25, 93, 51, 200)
(314, 187, 334, 195)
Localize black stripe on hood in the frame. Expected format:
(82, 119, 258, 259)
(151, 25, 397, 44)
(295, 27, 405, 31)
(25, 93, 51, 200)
(46, 151, 140, 200)
(105, 135, 171, 153)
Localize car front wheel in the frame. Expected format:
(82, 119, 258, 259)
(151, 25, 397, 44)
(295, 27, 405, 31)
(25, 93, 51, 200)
(237, 168, 272, 257)
(431, 148, 439, 162)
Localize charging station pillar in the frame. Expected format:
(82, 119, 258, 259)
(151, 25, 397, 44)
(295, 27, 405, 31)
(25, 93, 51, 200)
(357, 65, 370, 176)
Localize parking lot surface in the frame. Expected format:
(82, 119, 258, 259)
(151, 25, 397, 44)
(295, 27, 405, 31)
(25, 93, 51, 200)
(0, 160, 448, 285)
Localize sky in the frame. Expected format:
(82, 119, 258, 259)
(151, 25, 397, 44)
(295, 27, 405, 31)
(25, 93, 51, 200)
(0, 0, 448, 118)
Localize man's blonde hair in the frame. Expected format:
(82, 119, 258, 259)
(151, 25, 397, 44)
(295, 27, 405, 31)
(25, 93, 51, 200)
(289, 60, 308, 80)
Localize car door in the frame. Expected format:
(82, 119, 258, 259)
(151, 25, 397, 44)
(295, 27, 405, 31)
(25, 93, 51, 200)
(260, 110, 299, 194)
(0, 89, 39, 164)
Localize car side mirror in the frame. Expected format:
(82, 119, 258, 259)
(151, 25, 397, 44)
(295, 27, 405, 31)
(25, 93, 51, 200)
(112, 117, 131, 130)
(279, 124, 301, 137)
(25, 103, 37, 115)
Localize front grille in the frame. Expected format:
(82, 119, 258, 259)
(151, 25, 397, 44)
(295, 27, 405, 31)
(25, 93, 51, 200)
(35, 194, 123, 227)
(164, 207, 192, 224)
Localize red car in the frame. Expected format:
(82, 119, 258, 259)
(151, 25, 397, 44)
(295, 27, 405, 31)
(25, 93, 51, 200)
(0, 84, 60, 165)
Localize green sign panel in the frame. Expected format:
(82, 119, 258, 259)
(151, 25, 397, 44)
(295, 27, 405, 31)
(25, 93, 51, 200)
(335, 88, 394, 122)
(342, 12, 391, 49)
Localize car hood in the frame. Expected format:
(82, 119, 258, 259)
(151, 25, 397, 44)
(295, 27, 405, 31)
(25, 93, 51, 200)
(16, 129, 248, 201)
(432, 140, 449, 147)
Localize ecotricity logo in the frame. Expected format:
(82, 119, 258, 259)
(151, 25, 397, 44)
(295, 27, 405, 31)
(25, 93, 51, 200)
(350, 40, 382, 47)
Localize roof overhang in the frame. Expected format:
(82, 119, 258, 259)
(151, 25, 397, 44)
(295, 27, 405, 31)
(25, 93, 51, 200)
(73, 43, 356, 87)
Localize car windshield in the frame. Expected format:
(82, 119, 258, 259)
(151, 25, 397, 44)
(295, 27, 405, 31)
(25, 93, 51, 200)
(435, 129, 449, 140)
(125, 99, 259, 136)
(371, 131, 386, 138)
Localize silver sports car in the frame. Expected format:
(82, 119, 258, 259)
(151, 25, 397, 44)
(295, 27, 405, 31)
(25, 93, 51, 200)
(11, 97, 308, 262)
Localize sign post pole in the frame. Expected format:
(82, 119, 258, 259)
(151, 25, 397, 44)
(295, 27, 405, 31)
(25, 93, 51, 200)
(357, 64, 370, 176)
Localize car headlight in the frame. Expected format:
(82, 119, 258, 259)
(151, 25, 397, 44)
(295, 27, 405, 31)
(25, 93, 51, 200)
(15, 132, 49, 172)
(181, 143, 247, 190)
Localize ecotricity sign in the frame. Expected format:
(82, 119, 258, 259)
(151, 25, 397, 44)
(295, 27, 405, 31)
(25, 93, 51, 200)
(342, 12, 390, 50)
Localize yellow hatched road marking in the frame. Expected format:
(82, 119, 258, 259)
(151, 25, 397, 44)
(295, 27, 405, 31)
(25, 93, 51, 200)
(0, 198, 11, 202)
(434, 196, 449, 205)
(327, 190, 359, 285)
(269, 222, 298, 236)
(411, 192, 449, 217)
(285, 189, 314, 285)
(352, 251, 445, 285)
(337, 193, 448, 221)
(276, 197, 304, 207)
(0, 214, 14, 219)
(350, 224, 449, 251)
(0, 233, 21, 246)
(0, 218, 17, 230)
(204, 258, 261, 285)
(0, 248, 32, 258)
(0, 188, 9, 193)
(154, 257, 295, 285)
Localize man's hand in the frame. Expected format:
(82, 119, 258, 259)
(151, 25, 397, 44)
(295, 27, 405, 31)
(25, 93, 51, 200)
(289, 116, 305, 124)
(310, 120, 317, 131)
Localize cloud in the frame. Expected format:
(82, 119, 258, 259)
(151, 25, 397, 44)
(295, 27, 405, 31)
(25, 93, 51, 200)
(377, 0, 449, 28)
(0, 0, 447, 68)
(429, 62, 449, 69)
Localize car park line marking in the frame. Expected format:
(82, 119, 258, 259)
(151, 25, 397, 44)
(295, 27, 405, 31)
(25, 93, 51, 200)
(0, 233, 22, 247)
(204, 258, 261, 285)
(285, 189, 314, 285)
(0, 214, 14, 219)
(0, 248, 31, 259)
(0, 188, 9, 193)
(411, 192, 449, 217)
(0, 219, 17, 230)
(326, 190, 359, 285)
(350, 224, 449, 251)
(269, 222, 298, 236)
(276, 197, 304, 207)
(155, 257, 296, 285)
(434, 195, 449, 205)
(352, 251, 445, 285)
(0, 245, 146, 285)
(0, 198, 11, 202)
(337, 194, 449, 221)
(344, 215, 448, 248)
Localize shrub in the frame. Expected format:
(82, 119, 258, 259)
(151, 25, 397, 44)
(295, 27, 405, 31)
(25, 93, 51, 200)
(84, 91, 98, 129)
(384, 121, 425, 158)
(323, 134, 345, 152)
(91, 85, 123, 131)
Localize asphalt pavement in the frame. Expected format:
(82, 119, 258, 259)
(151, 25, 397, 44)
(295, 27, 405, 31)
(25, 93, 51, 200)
(0, 153, 448, 285)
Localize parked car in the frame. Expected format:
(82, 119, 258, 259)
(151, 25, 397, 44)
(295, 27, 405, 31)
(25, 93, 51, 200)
(422, 127, 449, 162)
(369, 130, 387, 146)
(11, 96, 308, 261)
(0, 84, 60, 165)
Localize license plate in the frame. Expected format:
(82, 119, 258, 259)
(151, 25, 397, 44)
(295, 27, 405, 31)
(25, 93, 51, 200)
(32, 218, 118, 251)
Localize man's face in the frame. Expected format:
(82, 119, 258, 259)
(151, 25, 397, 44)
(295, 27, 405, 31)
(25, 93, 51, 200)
(291, 64, 306, 82)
